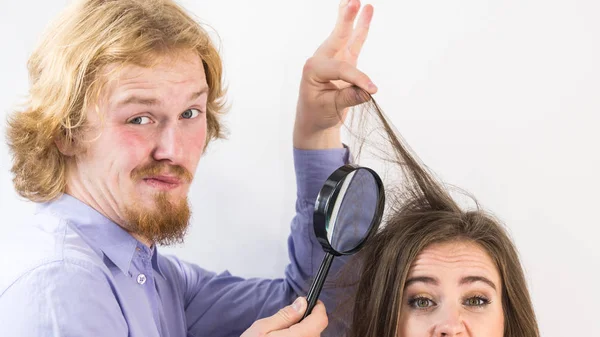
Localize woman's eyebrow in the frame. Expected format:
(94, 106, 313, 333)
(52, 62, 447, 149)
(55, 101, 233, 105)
(460, 275, 497, 291)
(405, 276, 439, 287)
(404, 275, 498, 292)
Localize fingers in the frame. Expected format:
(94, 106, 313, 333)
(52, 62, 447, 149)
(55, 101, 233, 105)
(303, 57, 377, 95)
(333, 0, 361, 42)
(347, 5, 374, 59)
(271, 300, 329, 337)
(241, 298, 307, 337)
(315, 0, 361, 58)
(336, 85, 372, 111)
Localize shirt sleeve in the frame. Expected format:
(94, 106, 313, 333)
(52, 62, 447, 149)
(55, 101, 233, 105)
(0, 260, 128, 337)
(177, 147, 351, 337)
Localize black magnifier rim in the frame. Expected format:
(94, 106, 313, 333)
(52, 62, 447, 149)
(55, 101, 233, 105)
(313, 164, 385, 256)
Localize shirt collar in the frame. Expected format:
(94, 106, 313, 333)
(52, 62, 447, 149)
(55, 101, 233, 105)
(37, 193, 165, 278)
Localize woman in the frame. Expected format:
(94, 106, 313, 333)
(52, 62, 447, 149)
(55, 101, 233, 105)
(340, 93, 539, 337)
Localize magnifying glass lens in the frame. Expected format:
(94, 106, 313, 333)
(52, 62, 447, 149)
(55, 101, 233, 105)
(302, 165, 384, 320)
(327, 169, 379, 253)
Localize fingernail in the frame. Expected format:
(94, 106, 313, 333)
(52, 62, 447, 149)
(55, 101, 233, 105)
(368, 82, 378, 92)
(341, 0, 350, 7)
(292, 297, 304, 313)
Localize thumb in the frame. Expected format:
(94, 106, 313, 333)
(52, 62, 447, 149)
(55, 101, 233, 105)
(335, 85, 372, 111)
(242, 297, 307, 336)
(270, 297, 307, 330)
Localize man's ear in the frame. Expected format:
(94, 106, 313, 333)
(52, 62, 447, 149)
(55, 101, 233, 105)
(55, 135, 77, 156)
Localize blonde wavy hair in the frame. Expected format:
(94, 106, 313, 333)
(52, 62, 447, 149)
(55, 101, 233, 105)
(6, 0, 226, 203)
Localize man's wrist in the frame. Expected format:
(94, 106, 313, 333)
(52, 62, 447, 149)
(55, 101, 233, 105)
(293, 146, 349, 200)
(293, 126, 343, 150)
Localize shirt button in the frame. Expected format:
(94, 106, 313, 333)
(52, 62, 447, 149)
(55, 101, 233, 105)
(137, 274, 147, 285)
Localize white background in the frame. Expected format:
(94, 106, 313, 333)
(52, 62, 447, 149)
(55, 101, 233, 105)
(1, 0, 599, 335)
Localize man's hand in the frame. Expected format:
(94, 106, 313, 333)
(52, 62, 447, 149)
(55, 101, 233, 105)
(241, 297, 328, 337)
(294, 0, 377, 150)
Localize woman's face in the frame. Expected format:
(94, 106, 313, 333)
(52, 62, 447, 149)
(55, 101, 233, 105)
(397, 241, 504, 337)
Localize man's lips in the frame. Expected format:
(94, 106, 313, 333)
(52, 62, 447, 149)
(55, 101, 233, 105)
(144, 175, 182, 184)
(142, 175, 184, 190)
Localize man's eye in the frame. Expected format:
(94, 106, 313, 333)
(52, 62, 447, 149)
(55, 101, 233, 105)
(128, 116, 152, 125)
(464, 296, 490, 307)
(409, 296, 436, 309)
(181, 108, 201, 119)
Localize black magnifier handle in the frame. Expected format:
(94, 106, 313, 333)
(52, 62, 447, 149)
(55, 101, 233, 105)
(302, 252, 335, 320)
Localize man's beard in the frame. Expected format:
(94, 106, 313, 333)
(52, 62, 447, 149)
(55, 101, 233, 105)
(124, 192, 191, 246)
(125, 161, 194, 246)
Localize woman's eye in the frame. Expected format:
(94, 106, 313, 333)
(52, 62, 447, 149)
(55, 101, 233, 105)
(128, 116, 152, 125)
(409, 297, 436, 309)
(464, 296, 490, 307)
(181, 108, 201, 119)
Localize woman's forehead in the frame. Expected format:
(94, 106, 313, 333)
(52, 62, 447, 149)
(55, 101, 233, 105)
(407, 241, 501, 286)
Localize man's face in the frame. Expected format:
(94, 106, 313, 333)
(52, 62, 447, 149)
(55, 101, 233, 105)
(68, 51, 208, 245)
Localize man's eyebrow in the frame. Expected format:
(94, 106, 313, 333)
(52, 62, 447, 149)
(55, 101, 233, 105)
(405, 276, 439, 288)
(117, 95, 159, 107)
(459, 276, 497, 291)
(189, 87, 208, 101)
(116, 88, 208, 108)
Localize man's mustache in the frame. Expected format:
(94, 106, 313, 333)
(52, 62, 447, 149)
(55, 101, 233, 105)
(131, 162, 193, 183)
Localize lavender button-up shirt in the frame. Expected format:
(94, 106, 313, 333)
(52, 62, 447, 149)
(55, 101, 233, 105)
(0, 148, 350, 337)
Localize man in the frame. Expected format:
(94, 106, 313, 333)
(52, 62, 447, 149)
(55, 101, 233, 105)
(0, 0, 376, 336)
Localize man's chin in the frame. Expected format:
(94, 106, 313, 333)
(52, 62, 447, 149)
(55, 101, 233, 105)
(124, 193, 191, 246)
(138, 193, 185, 209)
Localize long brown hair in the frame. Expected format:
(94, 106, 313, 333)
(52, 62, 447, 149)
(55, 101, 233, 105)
(339, 92, 539, 337)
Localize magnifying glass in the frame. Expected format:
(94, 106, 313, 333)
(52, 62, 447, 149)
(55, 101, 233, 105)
(302, 164, 385, 319)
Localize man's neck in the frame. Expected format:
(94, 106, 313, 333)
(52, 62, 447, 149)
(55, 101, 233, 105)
(129, 231, 154, 249)
(63, 188, 155, 249)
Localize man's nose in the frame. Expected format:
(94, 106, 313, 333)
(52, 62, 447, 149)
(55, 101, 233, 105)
(152, 124, 184, 165)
